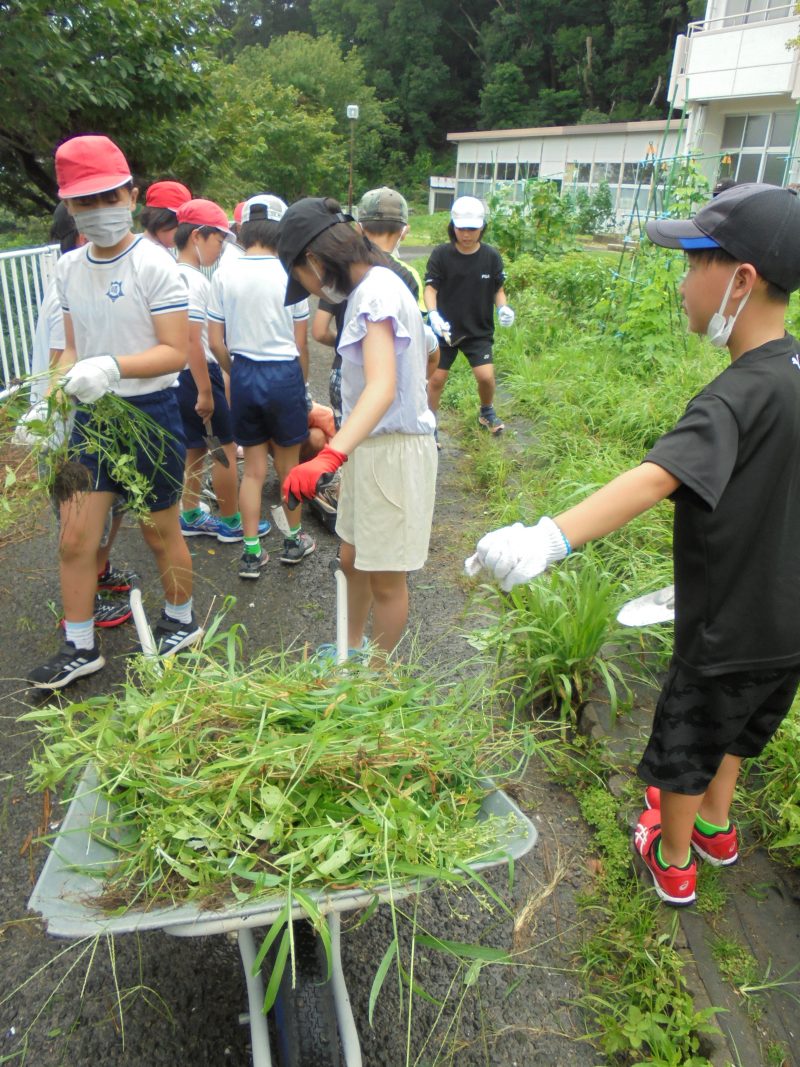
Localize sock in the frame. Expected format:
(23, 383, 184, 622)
(288, 524, 301, 539)
(655, 839, 691, 870)
(65, 618, 95, 651)
(695, 813, 730, 835)
(218, 512, 241, 528)
(182, 507, 204, 523)
(165, 598, 193, 624)
(480, 404, 494, 416)
(244, 536, 261, 556)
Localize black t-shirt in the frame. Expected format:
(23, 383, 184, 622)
(424, 242, 505, 344)
(318, 247, 419, 370)
(645, 333, 800, 675)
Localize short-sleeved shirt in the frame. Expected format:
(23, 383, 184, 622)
(338, 265, 435, 437)
(207, 255, 308, 362)
(424, 242, 505, 344)
(30, 280, 65, 403)
(56, 236, 188, 397)
(177, 262, 214, 364)
(645, 333, 800, 676)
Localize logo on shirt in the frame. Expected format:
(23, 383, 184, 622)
(106, 281, 124, 302)
(792, 353, 800, 371)
(480, 273, 491, 280)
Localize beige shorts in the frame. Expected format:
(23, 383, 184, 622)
(335, 432, 438, 571)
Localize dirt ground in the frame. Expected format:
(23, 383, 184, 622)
(0, 335, 604, 1066)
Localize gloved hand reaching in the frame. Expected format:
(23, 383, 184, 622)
(497, 305, 515, 327)
(61, 355, 120, 403)
(283, 444, 348, 509)
(428, 310, 452, 345)
(13, 399, 50, 447)
(464, 517, 570, 590)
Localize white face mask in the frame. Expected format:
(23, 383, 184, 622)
(706, 267, 751, 348)
(309, 258, 348, 304)
(73, 205, 133, 248)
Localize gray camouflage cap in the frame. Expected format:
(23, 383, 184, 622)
(357, 186, 408, 225)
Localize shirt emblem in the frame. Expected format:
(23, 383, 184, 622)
(792, 354, 800, 371)
(106, 281, 124, 302)
(480, 273, 491, 279)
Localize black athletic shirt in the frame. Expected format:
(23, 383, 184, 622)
(318, 246, 419, 369)
(645, 333, 800, 675)
(424, 242, 505, 345)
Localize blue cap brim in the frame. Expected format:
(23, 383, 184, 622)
(645, 215, 719, 251)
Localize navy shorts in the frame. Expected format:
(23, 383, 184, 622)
(70, 388, 186, 513)
(638, 658, 800, 795)
(230, 356, 308, 448)
(176, 361, 234, 450)
(437, 337, 493, 372)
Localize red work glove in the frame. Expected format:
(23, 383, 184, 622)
(283, 445, 347, 509)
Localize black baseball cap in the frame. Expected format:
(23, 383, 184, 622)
(646, 183, 800, 293)
(277, 197, 353, 305)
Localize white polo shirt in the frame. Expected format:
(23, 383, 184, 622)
(177, 262, 214, 364)
(56, 235, 188, 397)
(207, 255, 308, 362)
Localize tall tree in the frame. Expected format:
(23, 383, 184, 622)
(215, 0, 313, 55)
(0, 0, 222, 212)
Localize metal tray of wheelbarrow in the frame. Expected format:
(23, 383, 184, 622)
(29, 764, 537, 938)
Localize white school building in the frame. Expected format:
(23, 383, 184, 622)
(429, 1, 800, 221)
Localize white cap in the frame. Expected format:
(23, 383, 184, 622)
(451, 195, 485, 228)
(241, 194, 287, 224)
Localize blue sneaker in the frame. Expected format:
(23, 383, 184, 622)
(180, 511, 221, 538)
(313, 637, 370, 667)
(216, 517, 271, 544)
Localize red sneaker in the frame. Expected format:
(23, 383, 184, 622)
(633, 808, 697, 906)
(643, 787, 738, 867)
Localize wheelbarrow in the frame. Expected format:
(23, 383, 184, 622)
(28, 568, 538, 1066)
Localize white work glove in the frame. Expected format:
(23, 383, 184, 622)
(61, 355, 120, 404)
(12, 399, 49, 447)
(497, 305, 515, 327)
(423, 324, 440, 356)
(464, 517, 570, 591)
(428, 310, 452, 345)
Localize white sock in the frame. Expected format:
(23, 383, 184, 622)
(165, 598, 193, 624)
(64, 618, 95, 651)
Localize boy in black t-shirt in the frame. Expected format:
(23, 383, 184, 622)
(467, 183, 800, 908)
(424, 196, 514, 435)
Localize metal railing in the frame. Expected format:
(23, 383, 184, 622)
(688, 3, 795, 35)
(0, 244, 59, 392)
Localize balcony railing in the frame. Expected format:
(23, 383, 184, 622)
(688, 4, 795, 35)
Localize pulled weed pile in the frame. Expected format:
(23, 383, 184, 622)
(26, 637, 529, 909)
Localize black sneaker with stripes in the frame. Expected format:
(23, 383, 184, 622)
(153, 611, 203, 656)
(97, 564, 138, 593)
(28, 641, 105, 690)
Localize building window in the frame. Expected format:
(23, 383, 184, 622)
(457, 162, 475, 180)
(720, 111, 794, 186)
(518, 162, 539, 180)
(724, 1, 792, 25)
(476, 162, 493, 181)
(577, 162, 592, 182)
(496, 162, 516, 181)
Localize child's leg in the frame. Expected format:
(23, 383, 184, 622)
(60, 491, 115, 622)
(698, 753, 742, 828)
(182, 447, 207, 512)
(427, 367, 449, 413)
(657, 792, 705, 868)
(212, 443, 239, 518)
(96, 509, 124, 576)
(138, 505, 193, 605)
(472, 363, 496, 407)
(340, 541, 372, 647)
(272, 443, 302, 528)
(369, 571, 408, 654)
(239, 444, 269, 539)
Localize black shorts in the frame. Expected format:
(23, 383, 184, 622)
(437, 338, 493, 371)
(637, 659, 800, 795)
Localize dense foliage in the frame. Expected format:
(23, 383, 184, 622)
(1, 0, 701, 213)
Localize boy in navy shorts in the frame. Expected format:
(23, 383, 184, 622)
(28, 135, 201, 689)
(208, 194, 314, 578)
(468, 183, 800, 907)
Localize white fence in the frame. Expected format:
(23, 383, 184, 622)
(0, 244, 60, 393)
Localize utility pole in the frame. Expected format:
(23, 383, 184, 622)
(347, 104, 359, 213)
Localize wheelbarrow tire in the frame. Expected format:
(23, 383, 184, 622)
(271, 920, 341, 1067)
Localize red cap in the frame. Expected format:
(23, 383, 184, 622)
(55, 135, 132, 199)
(145, 180, 192, 210)
(233, 201, 245, 224)
(176, 198, 233, 236)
